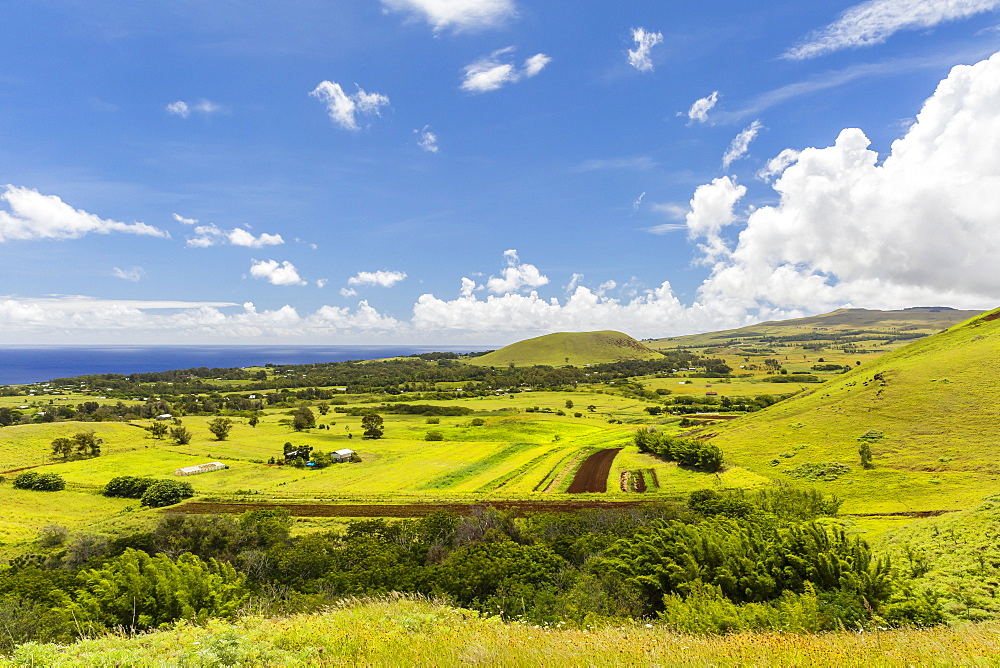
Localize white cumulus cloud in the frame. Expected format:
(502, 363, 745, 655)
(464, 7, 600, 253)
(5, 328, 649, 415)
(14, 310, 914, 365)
(0, 186, 169, 242)
(687, 91, 719, 123)
(380, 0, 517, 32)
(249, 259, 307, 286)
(628, 27, 663, 72)
(722, 120, 763, 168)
(347, 270, 408, 287)
(460, 47, 551, 93)
(173, 213, 198, 225)
(187, 223, 284, 248)
(310, 81, 390, 131)
(786, 0, 1000, 60)
(695, 50, 1000, 314)
(484, 249, 549, 293)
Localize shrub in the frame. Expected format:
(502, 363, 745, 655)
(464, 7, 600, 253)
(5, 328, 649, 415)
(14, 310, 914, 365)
(470, 418, 485, 426)
(425, 417, 441, 424)
(633, 428, 724, 472)
(425, 431, 444, 441)
(140, 480, 195, 508)
(104, 476, 159, 499)
(13, 472, 65, 491)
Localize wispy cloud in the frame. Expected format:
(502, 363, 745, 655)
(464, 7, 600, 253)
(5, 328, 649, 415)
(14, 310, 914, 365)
(785, 0, 1000, 59)
(461, 47, 551, 93)
(166, 100, 224, 118)
(575, 156, 656, 172)
(415, 125, 439, 153)
(722, 120, 763, 169)
(628, 27, 663, 72)
(714, 47, 996, 122)
(380, 0, 517, 32)
(310, 81, 390, 130)
(112, 266, 145, 282)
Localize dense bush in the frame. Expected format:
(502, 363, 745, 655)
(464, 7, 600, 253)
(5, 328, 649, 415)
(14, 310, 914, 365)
(425, 431, 444, 441)
(103, 476, 159, 499)
(633, 429, 723, 472)
(140, 480, 195, 507)
(13, 472, 66, 491)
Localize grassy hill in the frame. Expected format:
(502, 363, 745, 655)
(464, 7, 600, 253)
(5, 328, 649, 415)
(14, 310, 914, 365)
(469, 331, 663, 367)
(646, 307, 982, 351)
(704, 307, 1000, 513)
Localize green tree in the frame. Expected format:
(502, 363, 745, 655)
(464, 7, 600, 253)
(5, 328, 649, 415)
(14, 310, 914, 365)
(565, 399, 574, 409)
(292, 407, 315, 431)
(248, 415, 259, 428)
(169, 426, 192, 445)
(140, 480, 194, 508)
(68, 549, 248, 631)
(361, 413, 384, 439)
(859, 442, 874, 469)
(51, 437, 75, 461)
(147, 421, 169, 439)
(587, 404, 597, 412)
(207, 417, 233, 441)
(316, 402, 330, 415)
(72, 431, 102, 457)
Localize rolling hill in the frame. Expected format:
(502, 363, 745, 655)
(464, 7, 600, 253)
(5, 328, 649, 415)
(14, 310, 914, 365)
(645, 307, 982, 351)
(468, 330, 663, 367)
(703, 307, 1000, 513)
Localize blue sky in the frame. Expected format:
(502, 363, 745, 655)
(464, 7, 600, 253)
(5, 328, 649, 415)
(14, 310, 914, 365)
(2, 0, 999, 345)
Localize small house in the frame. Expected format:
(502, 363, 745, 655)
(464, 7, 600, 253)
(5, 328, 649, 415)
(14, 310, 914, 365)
(333, 448, 355, 463)
(156, 414, 173, 420)
(175, 461, 227, 476)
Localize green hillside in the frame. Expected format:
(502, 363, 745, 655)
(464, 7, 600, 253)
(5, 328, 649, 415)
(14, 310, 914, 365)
(705, 307, 1000, 513)
(646, 307, 982, 350)
(469, 330, 663, 367)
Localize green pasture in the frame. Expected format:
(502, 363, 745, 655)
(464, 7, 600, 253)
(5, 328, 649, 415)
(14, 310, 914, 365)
(0, 486, 139, 550)
(705, 309, 1000, 512)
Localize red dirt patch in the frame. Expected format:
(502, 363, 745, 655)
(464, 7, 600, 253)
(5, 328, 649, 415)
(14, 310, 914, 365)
(566, 448, 622, 494)
(169, 499, 655, 517)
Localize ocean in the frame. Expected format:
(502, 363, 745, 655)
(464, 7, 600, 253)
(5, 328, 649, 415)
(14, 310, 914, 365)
(0, 345, 489, 386)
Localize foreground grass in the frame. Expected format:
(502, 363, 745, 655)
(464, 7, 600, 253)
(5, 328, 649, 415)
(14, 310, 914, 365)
(5, 596, 999, 667)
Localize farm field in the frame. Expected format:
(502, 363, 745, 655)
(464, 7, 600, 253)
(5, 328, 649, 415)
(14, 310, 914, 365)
(4, 309, 999, 554)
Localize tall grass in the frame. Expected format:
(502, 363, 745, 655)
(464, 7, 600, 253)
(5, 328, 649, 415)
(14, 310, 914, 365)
(6, 596, 998, 666)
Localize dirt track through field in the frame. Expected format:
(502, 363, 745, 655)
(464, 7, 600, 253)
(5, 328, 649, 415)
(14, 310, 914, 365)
(566, 448, 621, 494)
(169, 499, 653, 517)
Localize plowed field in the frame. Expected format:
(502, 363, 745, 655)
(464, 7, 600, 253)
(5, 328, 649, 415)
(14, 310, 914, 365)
(566, 448, 621, 493)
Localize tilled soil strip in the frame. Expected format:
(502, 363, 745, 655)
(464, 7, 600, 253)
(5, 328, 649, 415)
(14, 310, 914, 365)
(170, 499, 655, 517)
(566, 448, 622, 494)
